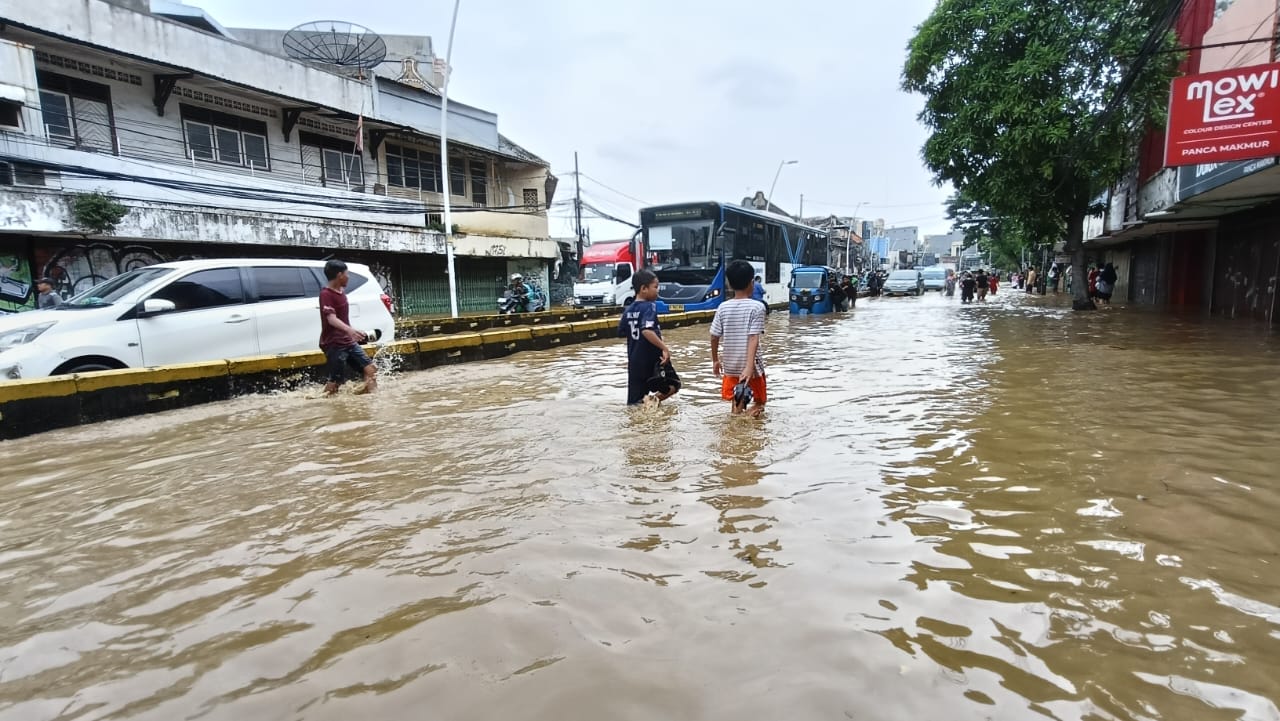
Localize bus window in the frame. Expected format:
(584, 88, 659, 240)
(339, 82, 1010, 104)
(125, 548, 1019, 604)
(765, 226, 783, 282)
(649, 221, 712, 269)
(734, 221, 765, 262)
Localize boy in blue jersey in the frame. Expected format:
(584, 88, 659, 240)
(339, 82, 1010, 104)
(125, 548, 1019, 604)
(617, 269, 679, 405)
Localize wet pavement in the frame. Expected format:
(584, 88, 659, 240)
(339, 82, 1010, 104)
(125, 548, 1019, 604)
(1, 290, 1278, 721)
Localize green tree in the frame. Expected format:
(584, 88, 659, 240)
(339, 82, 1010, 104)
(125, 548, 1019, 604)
(903, 0, 1181, 309)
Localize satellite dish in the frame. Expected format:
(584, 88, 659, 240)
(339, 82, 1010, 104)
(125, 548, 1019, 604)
(283, 21, 387, 72)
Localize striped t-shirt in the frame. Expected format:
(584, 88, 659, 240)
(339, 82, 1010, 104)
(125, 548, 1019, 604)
(710, 298, 766, 377)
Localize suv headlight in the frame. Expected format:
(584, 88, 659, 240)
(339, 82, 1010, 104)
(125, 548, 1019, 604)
(0, 322, 56, 352)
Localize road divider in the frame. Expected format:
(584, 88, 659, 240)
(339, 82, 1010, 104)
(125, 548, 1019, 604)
(0, 308, 722, 440)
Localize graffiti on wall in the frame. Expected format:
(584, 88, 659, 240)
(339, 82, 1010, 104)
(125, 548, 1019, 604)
(43, 243, 177, 300)
(0, 253, 35, 313)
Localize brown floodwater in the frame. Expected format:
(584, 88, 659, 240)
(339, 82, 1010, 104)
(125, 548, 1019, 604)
(1, 291, 1278, 721)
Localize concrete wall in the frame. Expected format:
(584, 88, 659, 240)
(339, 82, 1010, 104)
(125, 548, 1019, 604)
(1201, 0, 1277, 71)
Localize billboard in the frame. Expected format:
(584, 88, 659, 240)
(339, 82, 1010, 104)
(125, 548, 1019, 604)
(1165, 61, 1280, 167)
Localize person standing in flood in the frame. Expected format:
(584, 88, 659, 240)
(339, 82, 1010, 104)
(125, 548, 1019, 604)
(617, 268, 676, 406)
(711, 260, 767, 417)
(974, 268, 989, 302)
(960, 271, 976, 304)
(1096, 262, 1118, 307)
(35, 277, 63, 309)
(1025, 267, 1038, 294)
(319, 260, 378, 396)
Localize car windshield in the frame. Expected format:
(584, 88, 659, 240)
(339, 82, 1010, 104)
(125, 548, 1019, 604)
(61, 267, 172, 308)
(923, 269, 946, 279)
(792, 271, 824, 290)
(580, 263, 614, 284)
(888, 270, 918, 280)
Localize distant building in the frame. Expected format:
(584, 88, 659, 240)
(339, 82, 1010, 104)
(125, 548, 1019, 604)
(923, 231, 965, 258)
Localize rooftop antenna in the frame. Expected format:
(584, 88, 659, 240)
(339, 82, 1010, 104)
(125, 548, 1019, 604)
(283, 21, 387, 78)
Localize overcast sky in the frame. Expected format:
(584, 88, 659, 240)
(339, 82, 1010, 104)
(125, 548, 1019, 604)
(200, 0, 955, 241)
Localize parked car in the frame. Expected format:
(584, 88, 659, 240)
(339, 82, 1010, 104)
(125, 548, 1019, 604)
(921, 267, 947, 292)
(0, 259, 395, 380)
(882, 269, 925, 296)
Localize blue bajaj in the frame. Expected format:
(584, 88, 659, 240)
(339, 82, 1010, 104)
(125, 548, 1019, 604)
(789, 266, 837, 314)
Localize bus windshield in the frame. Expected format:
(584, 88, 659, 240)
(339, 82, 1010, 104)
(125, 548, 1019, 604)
(580, 263, 615, 284)
(792, 271, 825, 290)
(648, 221, 714, 270)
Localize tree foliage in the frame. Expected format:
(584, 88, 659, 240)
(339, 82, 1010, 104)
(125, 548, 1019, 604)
(903, 0, 1181, 308)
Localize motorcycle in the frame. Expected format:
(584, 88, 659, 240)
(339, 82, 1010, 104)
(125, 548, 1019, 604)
(497, 285, 546, 314)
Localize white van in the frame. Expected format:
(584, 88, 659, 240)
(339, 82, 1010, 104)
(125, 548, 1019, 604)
(0, 259, 395, 380)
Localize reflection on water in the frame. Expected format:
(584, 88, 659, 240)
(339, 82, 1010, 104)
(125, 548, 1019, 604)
(1, 293, 1279, 720)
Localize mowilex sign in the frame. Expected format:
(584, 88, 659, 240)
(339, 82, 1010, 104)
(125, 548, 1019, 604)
(1165, 61, 1280, 167)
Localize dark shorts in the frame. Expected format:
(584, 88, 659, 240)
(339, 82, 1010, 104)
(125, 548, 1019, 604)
(323, 343, 373, 384)
(627, 354, 673, 405)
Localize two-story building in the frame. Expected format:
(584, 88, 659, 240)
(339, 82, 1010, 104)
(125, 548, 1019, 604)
(0, 0, 558, 315)
(1084, 0, 1280, 322)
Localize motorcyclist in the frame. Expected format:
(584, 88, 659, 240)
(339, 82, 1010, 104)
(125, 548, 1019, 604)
(509, 273, 530, 312)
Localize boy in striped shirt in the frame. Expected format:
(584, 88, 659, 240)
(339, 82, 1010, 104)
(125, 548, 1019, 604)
(710, 260, 767, 417)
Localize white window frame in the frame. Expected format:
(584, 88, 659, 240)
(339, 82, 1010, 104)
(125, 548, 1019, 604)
(39, 89, 74, 141)
(184, 119, 271, 171)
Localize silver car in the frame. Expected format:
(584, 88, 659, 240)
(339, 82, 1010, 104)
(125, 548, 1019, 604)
(921, 267, 947, 292)
(882, 269, 924, 296)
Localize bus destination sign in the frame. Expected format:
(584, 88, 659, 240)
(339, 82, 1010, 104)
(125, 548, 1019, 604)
(651, 207, 705, 221)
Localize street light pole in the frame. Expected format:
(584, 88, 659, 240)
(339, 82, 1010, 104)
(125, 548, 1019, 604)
(766, 160, 797, 213)
(439, 0, 462, 318)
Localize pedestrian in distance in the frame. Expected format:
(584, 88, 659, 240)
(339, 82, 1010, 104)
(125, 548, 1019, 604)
(960, 271, 976, 304)
(319, 259, 378, 396)
(751, 274, 769, 314)
(1096, 262, 1118, 307)
(974, 268, 989, 302)
(711, 260, 767, 417)
(36, 277, 63, 309)
(617, 268, 678, 406)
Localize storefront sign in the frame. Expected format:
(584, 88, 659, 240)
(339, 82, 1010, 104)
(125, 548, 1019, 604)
(1165, 62, 1280, 166)
(1176, 156, 1278, 201)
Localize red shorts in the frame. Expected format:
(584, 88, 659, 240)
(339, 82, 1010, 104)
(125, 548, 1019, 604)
(721, 374, 767, 404)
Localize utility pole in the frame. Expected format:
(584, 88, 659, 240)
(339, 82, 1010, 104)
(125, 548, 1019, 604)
(798, 194, 804, 222)
(574, 152, 584, 265)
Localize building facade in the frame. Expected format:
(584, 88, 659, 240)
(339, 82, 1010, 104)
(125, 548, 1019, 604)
(1084, 0, 1280, 323)
(0, 0, 557, 315)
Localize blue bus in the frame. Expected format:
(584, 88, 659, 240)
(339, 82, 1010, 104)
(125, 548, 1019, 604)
(636, 201, 829, 312)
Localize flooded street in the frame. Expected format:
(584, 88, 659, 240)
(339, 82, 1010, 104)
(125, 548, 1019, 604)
(2, 292, 1279, 721)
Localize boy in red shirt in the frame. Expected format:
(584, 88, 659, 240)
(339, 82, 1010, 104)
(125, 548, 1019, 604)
(319, 260, 378, 395)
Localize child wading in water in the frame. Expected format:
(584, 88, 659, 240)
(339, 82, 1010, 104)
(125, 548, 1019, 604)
(711, 260, 767, 417)
(617, 269, 680, 406)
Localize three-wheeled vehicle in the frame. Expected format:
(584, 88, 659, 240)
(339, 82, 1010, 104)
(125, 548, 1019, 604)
(789, 265, 841, 314)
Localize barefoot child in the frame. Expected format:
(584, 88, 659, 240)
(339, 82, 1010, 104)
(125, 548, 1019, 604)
(710, 260, 767, 417)
(319, 259, 378, 396)
(617, 269, 678, 405)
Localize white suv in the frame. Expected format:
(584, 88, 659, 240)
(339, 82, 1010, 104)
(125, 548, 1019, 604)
(0, 259, 395, 380)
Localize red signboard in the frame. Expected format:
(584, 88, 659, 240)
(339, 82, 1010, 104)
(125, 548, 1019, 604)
(1165, 61, 1280, 167)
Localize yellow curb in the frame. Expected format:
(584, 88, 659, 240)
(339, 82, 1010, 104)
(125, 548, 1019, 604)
(0, 376, 79, 402)
(75, 360, 229, 392)
(530, 323, 573, 338)
(369, 339, 420, 357)
(570, 319, 615, 335)
(228, 351, 326, 375)
(418, 333, 483, 352)
(479, 328, 534, 345)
